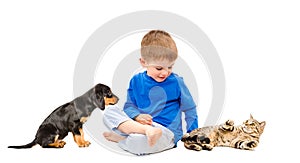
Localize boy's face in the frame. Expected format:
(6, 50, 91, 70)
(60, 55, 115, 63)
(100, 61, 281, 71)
(140, 58, 174, 82)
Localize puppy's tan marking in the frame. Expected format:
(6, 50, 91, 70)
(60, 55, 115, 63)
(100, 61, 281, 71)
(104, 96, 118, 105)
(73, 128, 90, 147)
(48, 135, 66, 148)
(80, 117, 88, 123)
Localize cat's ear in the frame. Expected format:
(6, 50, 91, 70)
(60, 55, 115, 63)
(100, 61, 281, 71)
(260, 121, 266, 128)
(260, 121, 266, 133)
(250, 114, 254, 119)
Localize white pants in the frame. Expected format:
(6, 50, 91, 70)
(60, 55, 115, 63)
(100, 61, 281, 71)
(103, 105, 175, 155)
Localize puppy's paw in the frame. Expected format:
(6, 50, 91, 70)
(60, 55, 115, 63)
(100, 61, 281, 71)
(78, 141, 91, 147)
(57, 140, 66, 148)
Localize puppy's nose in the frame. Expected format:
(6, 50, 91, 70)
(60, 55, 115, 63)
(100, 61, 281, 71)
(114, 95, 119, 103)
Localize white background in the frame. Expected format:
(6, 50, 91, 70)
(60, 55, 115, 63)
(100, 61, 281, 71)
(1, 0, 299, 162)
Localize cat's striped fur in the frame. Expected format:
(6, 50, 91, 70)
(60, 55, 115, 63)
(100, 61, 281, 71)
(181, 114, 266, 151)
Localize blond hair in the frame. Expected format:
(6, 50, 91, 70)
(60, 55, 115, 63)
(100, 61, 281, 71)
(141, 30, 178, 63)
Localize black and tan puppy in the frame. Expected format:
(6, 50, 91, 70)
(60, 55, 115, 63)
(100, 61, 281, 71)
(8, 83, 118, 148)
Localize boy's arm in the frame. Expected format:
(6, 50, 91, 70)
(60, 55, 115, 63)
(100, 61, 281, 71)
(123, 81, 141, 119)
(123, 91, 141, 119)
(177, 76, 199, 131)
(184, 107, 198, 132)
(123, 83, 152, 125)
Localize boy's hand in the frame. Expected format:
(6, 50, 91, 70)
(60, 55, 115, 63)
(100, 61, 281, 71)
(135, 114, 153, 125)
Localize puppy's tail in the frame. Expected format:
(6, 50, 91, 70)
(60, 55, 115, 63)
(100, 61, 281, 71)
(8, 140, 36, 149)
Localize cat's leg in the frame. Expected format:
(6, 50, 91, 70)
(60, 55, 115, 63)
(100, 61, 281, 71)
(182, 134, 204, 144)
(182, 134, 201, 151)
(234, 140, 258, 150)
(182, 134, 213, 151)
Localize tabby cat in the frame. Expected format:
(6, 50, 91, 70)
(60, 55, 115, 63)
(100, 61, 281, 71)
(181, 114, 266, 151)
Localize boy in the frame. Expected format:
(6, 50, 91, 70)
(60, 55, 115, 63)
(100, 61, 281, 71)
(103, 30, 198, 155)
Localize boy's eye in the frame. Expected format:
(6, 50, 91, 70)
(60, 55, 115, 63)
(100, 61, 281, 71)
(155, 66, 173, 71)
(156, 67, 163, 71)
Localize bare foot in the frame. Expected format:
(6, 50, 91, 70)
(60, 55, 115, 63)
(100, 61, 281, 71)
(145, 127, 162, 147)
(103, 132, 125, 143)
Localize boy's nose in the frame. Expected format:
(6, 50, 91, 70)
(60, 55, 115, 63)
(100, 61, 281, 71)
(161, 69, 169, 76)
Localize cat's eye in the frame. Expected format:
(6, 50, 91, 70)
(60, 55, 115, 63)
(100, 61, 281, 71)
(245, 120, 255, 125)
(248, 121, 255, 126)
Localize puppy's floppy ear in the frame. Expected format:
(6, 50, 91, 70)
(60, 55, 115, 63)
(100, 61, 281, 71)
(98, 95, 105, 110)
(94, 84, 105, 110)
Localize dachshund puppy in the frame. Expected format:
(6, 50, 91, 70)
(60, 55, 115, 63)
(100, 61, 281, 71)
(8, 83, 118, 148)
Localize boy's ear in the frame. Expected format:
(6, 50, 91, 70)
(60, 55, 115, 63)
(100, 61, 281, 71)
(139, 58, 147, 67)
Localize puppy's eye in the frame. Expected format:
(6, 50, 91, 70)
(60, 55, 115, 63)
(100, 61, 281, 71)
(106, 92, 112, 98)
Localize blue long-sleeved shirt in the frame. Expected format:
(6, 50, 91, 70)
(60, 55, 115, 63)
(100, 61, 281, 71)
(123, 71, 198, 144)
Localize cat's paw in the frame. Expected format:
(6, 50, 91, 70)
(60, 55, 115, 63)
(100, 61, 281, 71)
(225, 119, 234, 126)
(198, 135, 210, 144)
(246, 140, 258, 149)
(221, 120, 235, 131)
(184, 143, 202, 151)
(181, 133, 190, 142)
(202, 144, 213, 151)
(241, 140, 258, 150)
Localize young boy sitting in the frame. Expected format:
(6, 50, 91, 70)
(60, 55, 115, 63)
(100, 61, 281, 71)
(103, 30, 198, 155)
